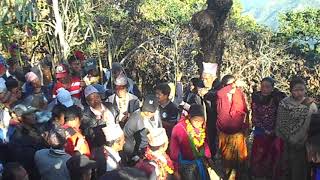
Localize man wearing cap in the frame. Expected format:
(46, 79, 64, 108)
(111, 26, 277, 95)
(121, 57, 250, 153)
(34, 127, 71, 180)
(101, 124, 125, 172)
(81, 85, 118, 149)
(199, 62, 220, 155)
(66, 154, 97, 180)
(52, 64, 82, 99)
(123, 95, 162, 160)
(83, 58, 101, 86)
(23, 71, 52, 101)
(104, 62, 141, 99)
(106, 72, 140, 128)
(56, 88, 83, 110)
(9, 104, 47, 180)
(136, 128, 174, 180)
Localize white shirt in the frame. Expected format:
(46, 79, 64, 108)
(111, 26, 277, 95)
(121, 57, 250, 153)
(105, 146, 121, 172)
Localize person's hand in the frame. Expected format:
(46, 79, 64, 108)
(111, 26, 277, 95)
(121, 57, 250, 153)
(121, 112, 129, 122)
(199, 88, 208, 97)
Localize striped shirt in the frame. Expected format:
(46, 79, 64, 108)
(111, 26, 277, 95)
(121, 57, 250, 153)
(53, 77, 82, 99)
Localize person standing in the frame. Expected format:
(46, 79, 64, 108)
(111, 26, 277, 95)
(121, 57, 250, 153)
(250, 77, 286, 178)
(101, 124, 125, 172)
(106, 73, 140, 128)
(170, 104, 211, 180)
(216, 75, 248, 179)
(155, 83, 179, 138)
(276, 77, 318, 180)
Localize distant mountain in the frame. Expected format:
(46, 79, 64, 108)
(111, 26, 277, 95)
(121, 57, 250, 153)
(240, 0, 320, 29)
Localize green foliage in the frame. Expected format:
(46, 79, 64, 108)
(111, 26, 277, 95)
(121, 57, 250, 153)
(139, 0, 205, 33)
(277, 8, 320, 59)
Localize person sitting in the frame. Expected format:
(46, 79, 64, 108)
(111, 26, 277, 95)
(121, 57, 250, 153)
(66, 154, 97, 180)
(1, 162, 29, 180)
(155, 83, 179, 138)
(101, 124, 125, 172)
(106, 73, 140, 127)
(63, 105, 91, 157)
(34, 127, 71, 180)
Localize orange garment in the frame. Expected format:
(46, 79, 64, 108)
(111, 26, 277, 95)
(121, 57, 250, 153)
(64, 126, 91, 157)
(218, 131, 248, 165)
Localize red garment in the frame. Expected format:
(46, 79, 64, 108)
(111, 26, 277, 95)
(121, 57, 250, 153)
(63, 125, 91, 157)
(216, 85, 248, 134)
(53, 77, 82, 99)
(170, 120, 211, 170)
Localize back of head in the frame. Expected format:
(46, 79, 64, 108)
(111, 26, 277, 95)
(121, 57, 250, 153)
(64, 105, 82, 123)
(5, 77, 19, 91)
(221, 75, 235, 87)
(44, 127, 67, 149)
(99, 167, 148, 180)
(2, 162, 29, 180)
(52, 104, 67, 121)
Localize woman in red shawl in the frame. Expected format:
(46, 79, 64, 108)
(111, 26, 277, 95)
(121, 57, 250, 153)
(216, 75, 248, 179)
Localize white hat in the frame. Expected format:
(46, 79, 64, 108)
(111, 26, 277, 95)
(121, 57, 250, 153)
(102, 124, 124, 142)
(57, 88, 74, 107)
(147, 128, 168, 147)
(202, 62, 218, 76)
(84, 85, 99, 98)
(0, 81, 6, 93)
(114, 73, 127, 86)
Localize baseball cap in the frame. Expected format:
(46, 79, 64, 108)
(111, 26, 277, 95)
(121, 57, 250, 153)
(141, 95, 158, 113)
(66, 154, 97, 174)
(55, 64, 69, 79)
(57, 88, 74, 107)
(84, 58, 97, 73)
(189, 104, 205, 118)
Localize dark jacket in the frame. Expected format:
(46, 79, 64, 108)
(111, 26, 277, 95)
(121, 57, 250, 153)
(81, 102, 119, 148)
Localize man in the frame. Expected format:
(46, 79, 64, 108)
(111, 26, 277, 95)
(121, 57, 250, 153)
(102, 124, 125, 171)
(83, 58, 100, 86)
(104, 62, 141, 99)
(56, 88, 83, 110)
(66, 154, 97, 180)
(106, 73, 140, 127)
(199, 62, 220, 155)
(68, 55, 83, 78)
(81, 85, 118, 149)
(123, 95, 162, 160)
(2, 58, 25, 83)
(63, 105, 91, 157)
(155, 83, 179, 138)
(52, 64, 82, 99)
(34, 127, 71, 180)
(9, 104, 47, 180)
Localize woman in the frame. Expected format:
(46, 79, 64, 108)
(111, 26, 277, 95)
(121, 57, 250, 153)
(250, 77, 286, 178)
(216, 75, 248, 179)
(276, 77, 318, 180)
(170, 104, 211, 180)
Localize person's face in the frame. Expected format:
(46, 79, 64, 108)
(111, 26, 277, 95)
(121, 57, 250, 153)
(31, 78, 41, 88)
(115, 85, 127, 98)
(0, 92, 7, 100)
(202, 73, 215, 89)
(22, 113, 37, 125)
(70, 61, 81, 72)
(89, 69, 99, 77)
(156, 90, 169, 105)
(190, 116, 205, 129)
(261, 81, 273, 96)
(58, 76, 71, 85)
(291, 84, 306, 101)
(143, 111, 155, 119)
(55, 114, 65, 126)
(86, 93, 102, 109)
(11, 87, 22, 99)
(9, 64, 17, 73)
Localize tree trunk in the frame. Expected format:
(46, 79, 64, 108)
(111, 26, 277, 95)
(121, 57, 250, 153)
(192, 0, 233, 74)
(52, 0, 69, 61)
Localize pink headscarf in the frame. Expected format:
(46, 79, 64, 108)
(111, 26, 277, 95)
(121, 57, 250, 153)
(25, 72, 38, 82)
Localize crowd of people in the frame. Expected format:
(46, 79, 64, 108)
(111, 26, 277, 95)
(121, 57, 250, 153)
(0, 51, 319, 180)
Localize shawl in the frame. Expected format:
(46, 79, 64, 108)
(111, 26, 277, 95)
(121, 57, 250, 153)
(276, 97, 313, 146)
